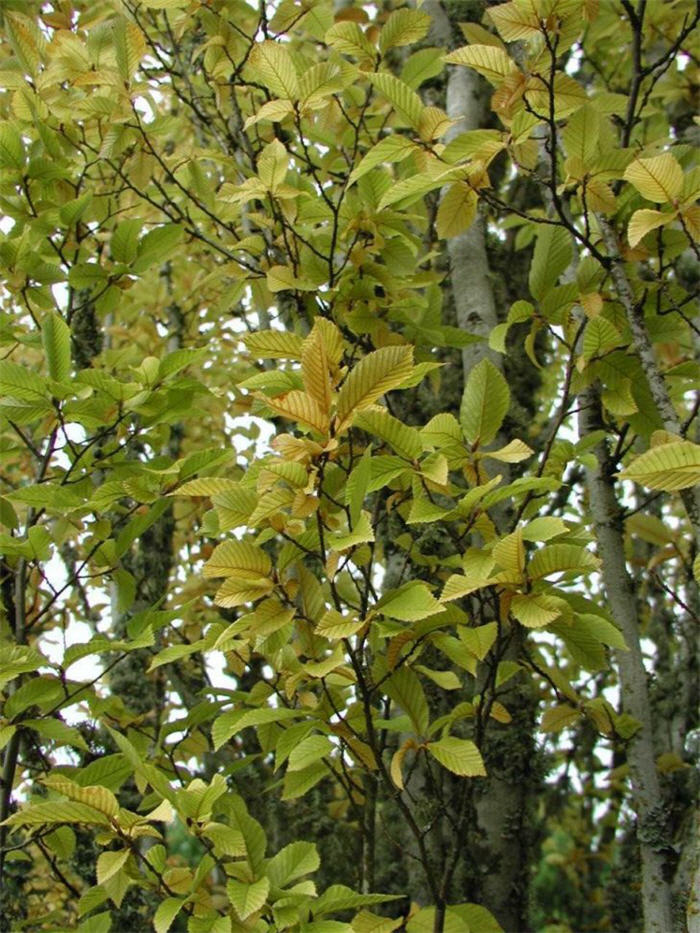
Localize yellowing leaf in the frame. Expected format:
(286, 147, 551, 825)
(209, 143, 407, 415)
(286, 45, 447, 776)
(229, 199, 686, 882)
(301, 326, 332, 413)
(427, 736, 486, 776)
(511, 592, 566, 628)
(214, 577, 274, 608)
(627, 208, 675, 247)
(444, 45, 518, 85)
(42, 312, 71, 382)
(390, 738, 416, 790)
(484, 439, 533, 463)
(488, 1, 541, 40)
(378, 581, 444, 622)
(244, 330, 305, 360)
(227, 876, 270, 921)
(348, 136, 418, 186)
(325, 21, 375, 60)
(97, 850, 129, 886)
(436, 182, 478, 238)
(379, 8, 431, 52)
(620, 440, 700, 491)
(460, 358, 510, 446)
(203, 540, 271, 579)
(624, 153, 683, 203)
(336, 346, 413, 431)
(368, 72, 424, 128)
(249, 41, 298, 99)
(265, 389, 329, 435)
(257, 138, 288, 191)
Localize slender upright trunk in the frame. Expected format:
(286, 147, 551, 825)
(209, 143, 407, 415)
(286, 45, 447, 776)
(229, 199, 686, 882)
(580, 387, 674, 933)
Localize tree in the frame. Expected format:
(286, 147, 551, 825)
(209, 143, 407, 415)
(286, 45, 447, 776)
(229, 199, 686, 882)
(0, 1, 698, 931)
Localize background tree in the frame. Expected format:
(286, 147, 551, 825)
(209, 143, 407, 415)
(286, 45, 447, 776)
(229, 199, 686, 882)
(0, 2, 698, 932)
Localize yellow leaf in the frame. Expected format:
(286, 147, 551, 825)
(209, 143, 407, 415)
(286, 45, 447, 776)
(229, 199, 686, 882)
(203, 540, 272, 579)
(265, 389, 329, 435)
(427, 736, 486, 776)
(390, 738, 416, 790)
(336, 345, 413, 431)
(214, 577, 274, 608)
(249, 41, 298, 99)
(436, 182, 478, 238)
(301, 326, 332, 414)
(445, 44, 518, 85)
(620, 440, 700, 491)
(624, 153, 683, 203)
(487, 1, 541, 41)
(627, 208, 675, 247)
(680, 204, 700, 241)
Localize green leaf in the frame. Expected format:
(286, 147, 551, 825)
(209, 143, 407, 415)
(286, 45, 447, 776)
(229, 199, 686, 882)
(287, 734, 332, 772)
(133, 224, 184, 273)
(153, 897, 186, 933)
(427, 737, 486, 777)
(212, 706, 302, 751)
(96, 850, 130, 886)
(249, 41, 298, 99)
(42, 313, 71, 382)
(348, 136, 418, 186)
(460, 358, 510, 445)
(379, 9, 431, 53)
(378, 581, 444, 622)
(367, 72, 424, 128)
(267, 840, 320, 888)
(384, 667, 430, 736)
(0, 123, 24, 168)
(528, 544, 600, 579)
(529, 225, 572, 300)
(620, 440, 700, 491)
(325, 22, 375, 60)
(227, 876, 270, 921)
(354, 408, 422, 460)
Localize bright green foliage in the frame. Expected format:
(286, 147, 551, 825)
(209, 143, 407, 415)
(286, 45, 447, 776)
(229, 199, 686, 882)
(0, 1, 698, 932)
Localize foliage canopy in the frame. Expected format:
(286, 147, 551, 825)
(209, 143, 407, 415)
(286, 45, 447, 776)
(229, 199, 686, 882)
(0, 1, 698, 932)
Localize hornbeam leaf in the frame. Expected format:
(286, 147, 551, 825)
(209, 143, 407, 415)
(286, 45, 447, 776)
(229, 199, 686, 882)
(624, 153, 683, 203)
(510, 593, 567, 628)
(354, 408, 423, 460)
(170, 477, 242, 497)
(436, 182, 478, 239)
(487, 1, 541, 40)
(460, 358, 510, 446)
(287, 734, 332, 771)
(444, 45, 518, 85)
(529, 225, 572, 300)
(214, 577, 274, 608)
(390, 738, 416, 790)
(302, 326, 332, 413)
(3, 801, 111, 826)
(528, 544, 600, 579)
(203, 540, 271, 579)
(348, 136, 418, 186)
(43, 778, 120, 818)
(325, 21, 375, 60)
(249, 41, 298, 99)
(42, 313, 71, 383)
(427, 736, 486, 776)
(627, 208, 675, 247)
(384, 668, 430, 736)
(379, 8, 432, 52)
(336, 346, 413, 430)
(265, 389, 329, 434)
(227, 876, 269, 921)
(212, 707, 302, 751)
(244, 330, 305, 360)
(267, 840, 320, 887)
(620, 440, 700, 491)
(378, 581, 444, 622)
(153, 898, 186, 933)
(367, 72, 424, 128)
(96, 850, 129, 886)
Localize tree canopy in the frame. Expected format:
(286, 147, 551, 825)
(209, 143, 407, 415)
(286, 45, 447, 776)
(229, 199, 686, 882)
(0, 1, 699, 932)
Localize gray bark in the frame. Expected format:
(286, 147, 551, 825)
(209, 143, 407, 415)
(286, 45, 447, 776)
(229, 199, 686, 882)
(580, 387, 675, 933)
